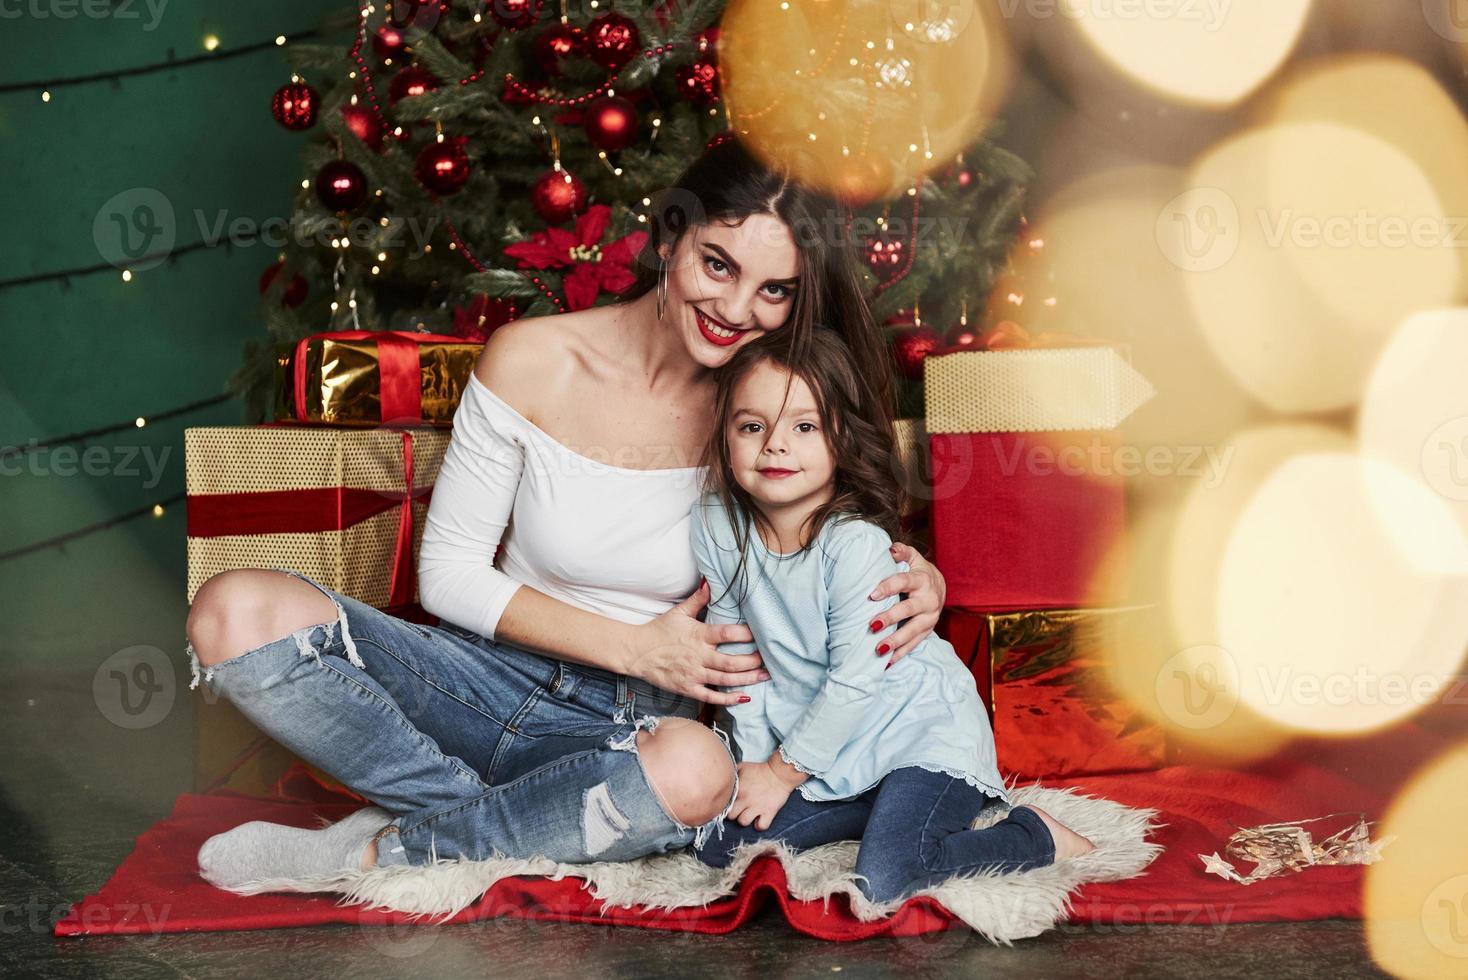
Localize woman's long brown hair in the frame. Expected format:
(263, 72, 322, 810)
(619, 136, 895, 426)
(700, 328, 906, 605)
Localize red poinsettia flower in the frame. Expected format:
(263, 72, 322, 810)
(502, 204, 648, 311)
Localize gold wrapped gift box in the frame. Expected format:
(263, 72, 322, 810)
(184, 425, 449, 607)
(273, 331, 482, 426)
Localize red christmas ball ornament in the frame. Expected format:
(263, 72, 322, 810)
(372, 23, 407, 59)
(891, 326, 942, 380)
(271, 80, 319, 131)
(675, 60, 720, 105)
(341, 103, 386, 151)
(864, 235, 906, 282)
(584, 95, 639, 152)
(530, 167, 588, 224)
(258, 260, 308, 308)
(415, 136, 472, 195)
(315, 160, 369, 212)
(491, 0, 540, 30)
(389, 65, 439, 105)
(533, 22, 584, 76)
(586, 12, 639, 70)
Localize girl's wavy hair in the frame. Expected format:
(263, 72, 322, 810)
(700, 327, 906, 603)
(619, 136, 894, 421)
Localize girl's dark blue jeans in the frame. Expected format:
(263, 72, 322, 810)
(693, 766, 1057, 904)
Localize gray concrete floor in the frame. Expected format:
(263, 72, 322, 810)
(0, 652, 1386, 978)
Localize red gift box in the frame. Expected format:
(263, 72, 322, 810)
(940, 605, 1167, 779)
(930, 429, 1127, 609)
(924, 341, 1154, 610)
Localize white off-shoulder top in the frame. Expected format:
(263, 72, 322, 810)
(417, 371, 709, 640)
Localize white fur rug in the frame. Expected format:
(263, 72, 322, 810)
(215, 783, 1161, 944)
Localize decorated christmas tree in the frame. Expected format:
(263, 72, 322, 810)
(234, 0, 1033, 421)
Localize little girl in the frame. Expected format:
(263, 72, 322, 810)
(688, 328, 1094, 905)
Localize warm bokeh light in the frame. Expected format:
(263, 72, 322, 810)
(1256, 54, 1468, 291)
(1065, 0, 1311, 106)
(720, 0, 1012, 201)
(1361, 308, 1468, 574)
(1094, 501, 1291, 765)
(1170, 423, 1350, 643)
(1173, 122, 1460, 413)
(1366, 742, 1468, 978)
(1218, 453, 1468, 734)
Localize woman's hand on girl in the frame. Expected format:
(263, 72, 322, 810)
(867, 542, 948, 664)
(621, 580, 771, 705)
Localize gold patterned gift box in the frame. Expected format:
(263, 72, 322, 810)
(184, 425, 449, 608)
(943, 604, 1167, 779)
(273, 330, 482, 426)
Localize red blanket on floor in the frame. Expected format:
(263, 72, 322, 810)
(55, 721, 1453, 939)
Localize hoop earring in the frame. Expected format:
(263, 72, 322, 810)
(655, 260, 669, 321)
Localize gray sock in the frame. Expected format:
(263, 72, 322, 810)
(198, 806, 394, 891)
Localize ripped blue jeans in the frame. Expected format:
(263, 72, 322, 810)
(187, 569, 739, 868)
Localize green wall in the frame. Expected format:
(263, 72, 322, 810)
(0, 1, 348, 669)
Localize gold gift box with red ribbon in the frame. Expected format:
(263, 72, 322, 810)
(184, 425, 448, 609)
(273, 330, 482, 426)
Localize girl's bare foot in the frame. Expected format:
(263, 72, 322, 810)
(1026, 806, 1096, 860)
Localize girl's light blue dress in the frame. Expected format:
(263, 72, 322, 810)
(690, 493, 1008, 805)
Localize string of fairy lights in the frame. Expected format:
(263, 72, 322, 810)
(0, 26, 338, 561)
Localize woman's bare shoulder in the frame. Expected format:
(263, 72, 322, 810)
(472, 313, 577, 422)
(473, 305, 625, 420)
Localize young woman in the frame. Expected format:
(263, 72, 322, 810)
(687, 329, 1094, 904)
(186, 138, 950, 890)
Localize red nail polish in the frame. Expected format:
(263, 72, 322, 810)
(869, 619, 883, 632)
(738, 695, 751, 703)
(884, 661, 892, 671)
(877, 642, 890, 655)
